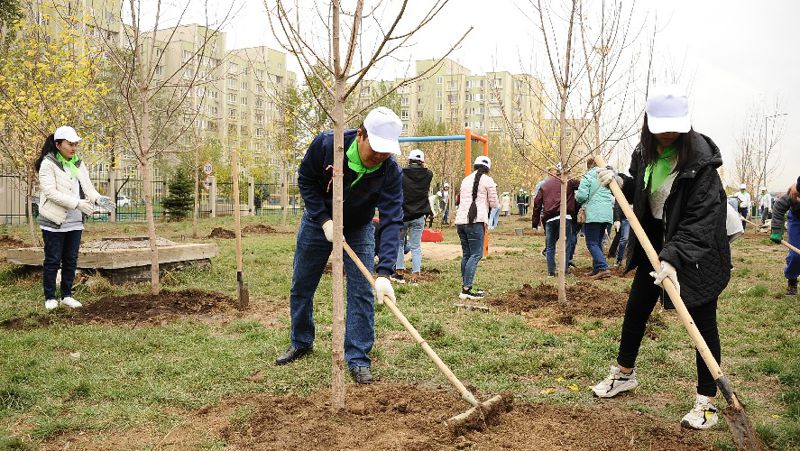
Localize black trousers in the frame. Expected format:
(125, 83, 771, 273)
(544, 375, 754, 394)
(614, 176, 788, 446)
(617, 264, 721, 397)
(42, 229, 82, 300)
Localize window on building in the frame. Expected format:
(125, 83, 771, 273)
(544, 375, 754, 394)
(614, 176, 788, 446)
(417, 111, 423, 119)
(228, 62, 239, 73)
(256, 98, 264, 108)
(447, 81, 457, 91)
(436, 103, 442, 111)
(436, 91, 442, 98)
(436, 76, 443, 84)
(256, 128, 264, 137)
(447, 94, 458, 103)
(360, 86, 371, 97)
(241, 81, 248, 90)
(227, 78, 237, 89)
(227, 93, 237, 104)
(400, 110, 409, 119)
(241, 97, 248, 106)
(400, 96, 409, 106)
(182, 50, 193, 62)
(228, 108, 237, 119)
(154, 65, 164, 76)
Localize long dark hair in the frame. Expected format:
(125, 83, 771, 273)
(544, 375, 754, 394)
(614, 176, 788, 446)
(35, 134, 63, 171)
(467, 163, 490, 224)
(640, 114, 696, 174)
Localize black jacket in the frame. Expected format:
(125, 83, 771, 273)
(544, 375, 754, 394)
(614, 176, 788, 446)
(401, 162, 433, 221)
(297, 129, 403, 276)
(620, 132, 731, 308)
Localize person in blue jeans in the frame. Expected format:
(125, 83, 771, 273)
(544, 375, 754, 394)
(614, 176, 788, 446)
(770, 178, 800, 296)
(275, 107, 404, 385)
(612, 202, 631, 268)
(455, 156, 499, 299)
(576, 158, 614, 279)
(393, 149, 432, 285)
(532, 167, 580, 275)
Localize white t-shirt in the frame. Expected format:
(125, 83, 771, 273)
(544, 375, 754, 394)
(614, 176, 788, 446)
(736, 191, 751, 209)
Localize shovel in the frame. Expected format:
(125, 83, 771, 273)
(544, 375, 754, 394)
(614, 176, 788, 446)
(595, 155, 763, 451)
(342, 241, 512, 432)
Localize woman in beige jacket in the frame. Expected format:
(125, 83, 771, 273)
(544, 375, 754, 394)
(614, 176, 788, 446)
(454, 156, 499, 299)
(35, 126, 110, 310)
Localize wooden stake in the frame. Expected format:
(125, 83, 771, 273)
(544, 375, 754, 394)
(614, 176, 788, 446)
(232, 148, 248, 310)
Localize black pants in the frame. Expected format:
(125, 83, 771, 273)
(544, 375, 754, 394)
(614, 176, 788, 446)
(42, 229, 82, 300)
(617, 264, 721, 397)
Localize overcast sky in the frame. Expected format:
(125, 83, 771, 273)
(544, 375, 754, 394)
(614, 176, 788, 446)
(166, 0, 799, 191)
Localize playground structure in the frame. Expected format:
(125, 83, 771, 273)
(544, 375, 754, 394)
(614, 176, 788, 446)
(399, 128, 490, 251)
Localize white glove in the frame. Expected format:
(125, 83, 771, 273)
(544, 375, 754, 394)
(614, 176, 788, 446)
(374, 276, 396, 306)
(598, 167, 619, 187)
(650, 261, 680, 295)
(613, 221, 621, 232)
(77, 199, 95, 215)
(322, 220, 334, 242)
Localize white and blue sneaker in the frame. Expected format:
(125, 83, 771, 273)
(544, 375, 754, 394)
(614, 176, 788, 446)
(592, 366, 638, 398)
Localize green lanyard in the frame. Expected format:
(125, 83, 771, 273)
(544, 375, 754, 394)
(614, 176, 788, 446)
(56, 152, 79, 178)
(345, 139, 382, 188)
(643, 146, 675, 193)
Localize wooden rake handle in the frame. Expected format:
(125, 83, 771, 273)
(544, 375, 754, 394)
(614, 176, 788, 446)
(594, 155, 742, 408)
(341, 241, 481, 408)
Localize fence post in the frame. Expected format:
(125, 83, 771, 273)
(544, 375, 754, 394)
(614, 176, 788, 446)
(108, 171, 117, 223)
(247, 177, 254, 217)
(209, 176, 217, 218)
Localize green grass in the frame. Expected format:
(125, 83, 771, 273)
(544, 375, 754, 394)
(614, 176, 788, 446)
(0, 216, 798, 449)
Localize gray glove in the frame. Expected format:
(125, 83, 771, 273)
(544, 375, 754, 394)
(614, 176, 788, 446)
(77, 199, 95, 215)
(96, 195, 115, 210)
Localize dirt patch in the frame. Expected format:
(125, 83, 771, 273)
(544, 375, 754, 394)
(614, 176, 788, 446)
(242, 224, 278, 234)
(208, 227, 236, 239)
(487, 281, 628, 317)
(0, 289, 236, 330)
(0, 236, 27, 248)
(218, 383, 713, 451)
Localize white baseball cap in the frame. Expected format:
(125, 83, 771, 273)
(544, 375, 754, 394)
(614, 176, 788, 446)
(363, 107, 402, 155)
(54, 126, 82, 143)
(473, 155, 491, 169)
(645, 85, 690, 134)
(760, 186, 767, 191)
(740, 183, 747, 189)
(408, 149, 425, 162)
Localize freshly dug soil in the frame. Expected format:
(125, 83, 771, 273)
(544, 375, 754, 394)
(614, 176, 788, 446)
(208, 227, 236, 239)
(0, 236, 27, 248)
(242, 224, 278, 234)
(0, 289, 236, 330)
(220, 383, 712, 450)
(487, 281, 628, 317)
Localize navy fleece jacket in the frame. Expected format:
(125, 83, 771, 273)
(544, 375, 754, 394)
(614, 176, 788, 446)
(297, 129, 404, 276)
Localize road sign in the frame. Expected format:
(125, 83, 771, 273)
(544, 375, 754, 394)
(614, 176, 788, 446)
(203, 162, 213, 175)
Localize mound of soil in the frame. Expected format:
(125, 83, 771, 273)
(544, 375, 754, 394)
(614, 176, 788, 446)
(220, 383, 712, 450)
(0, 289, 236, 330)
(487, 281, 627, 317)
(208, 227, 236, 239)
(0, 236, 27, 248)
(242, 224, 278, 234)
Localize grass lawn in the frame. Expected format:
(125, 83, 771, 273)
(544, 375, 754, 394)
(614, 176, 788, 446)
(0, 214, 798, 450)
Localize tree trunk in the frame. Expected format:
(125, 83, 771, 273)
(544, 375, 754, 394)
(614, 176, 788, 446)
(281, 159, 288, 227)
(141, 86, 160, 295)
(192, 144, 199, 239)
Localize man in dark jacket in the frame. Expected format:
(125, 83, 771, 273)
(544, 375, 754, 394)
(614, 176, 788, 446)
(532, 169, 580, 276)
(392, 149, 433, 284)
(275, 107, 404, 385)
(770, 177, 800, 296)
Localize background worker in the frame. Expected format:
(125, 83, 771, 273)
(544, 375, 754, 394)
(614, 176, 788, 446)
(770, 177, 800, 296)
(393, 149, 433, 285)
(736, 183, 751, 229)
(275, 107, 403, 385)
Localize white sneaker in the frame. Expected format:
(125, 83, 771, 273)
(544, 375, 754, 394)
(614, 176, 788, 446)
(681, 394, 719, 430)
(45, 299, 59, 310)
(592, 366, 638, 398)
(60, 296, 83, 309)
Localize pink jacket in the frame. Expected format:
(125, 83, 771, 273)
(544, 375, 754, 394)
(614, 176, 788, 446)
(455, 171, 499, 225)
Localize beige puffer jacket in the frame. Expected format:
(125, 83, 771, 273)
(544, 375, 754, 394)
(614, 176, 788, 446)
(37, 154, 100, 225)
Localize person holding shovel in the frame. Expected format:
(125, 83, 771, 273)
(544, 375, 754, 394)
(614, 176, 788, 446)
(591, 86, 731, 430)
(769, 177, 800, 296)
(275, 107, 403, 385)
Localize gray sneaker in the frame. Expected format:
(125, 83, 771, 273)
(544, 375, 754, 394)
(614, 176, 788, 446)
(592, 366, 638, 398)
(349, 366, 373, 384)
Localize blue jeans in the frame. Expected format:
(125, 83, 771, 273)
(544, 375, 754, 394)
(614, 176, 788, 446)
(488, 207, 500, 230)
(41, 229, 82, 300)
(616, 219, 630, 262)
(568, 221, 579, 265)
(545, 218, 574, 275)
(396, 216, 424, 273)
(786, 210, 800, 280)
(457, 223, 484, 288)
(289, 215, 376, 368)
(584, 222, 610, 272)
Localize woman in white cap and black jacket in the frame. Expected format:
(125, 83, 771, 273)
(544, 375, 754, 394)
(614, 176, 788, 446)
(454, 156, 499, 300)
(591, 86, 731, 430)
(35, 126, 111, 310)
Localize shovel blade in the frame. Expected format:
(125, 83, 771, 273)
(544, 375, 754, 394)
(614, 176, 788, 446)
(723, 405, 765, 451)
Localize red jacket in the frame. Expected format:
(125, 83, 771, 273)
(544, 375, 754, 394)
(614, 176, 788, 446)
(532, 176, 580, 228)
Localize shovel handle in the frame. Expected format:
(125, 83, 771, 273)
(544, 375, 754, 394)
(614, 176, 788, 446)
(342, 241, 480, 408)
(594, 155, 742, 409)
(741, 216, 800, 256)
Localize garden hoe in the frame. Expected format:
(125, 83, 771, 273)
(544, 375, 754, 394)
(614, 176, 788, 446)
(595, 155, 763, 451)
(741, 216, 800, 256)
(342, 241, 512, 432)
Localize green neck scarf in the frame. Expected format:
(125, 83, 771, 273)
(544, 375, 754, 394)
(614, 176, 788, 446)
(643, 146, 676, 193)
(346, 139, 382, 188)
(55, 152, 79, 178)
